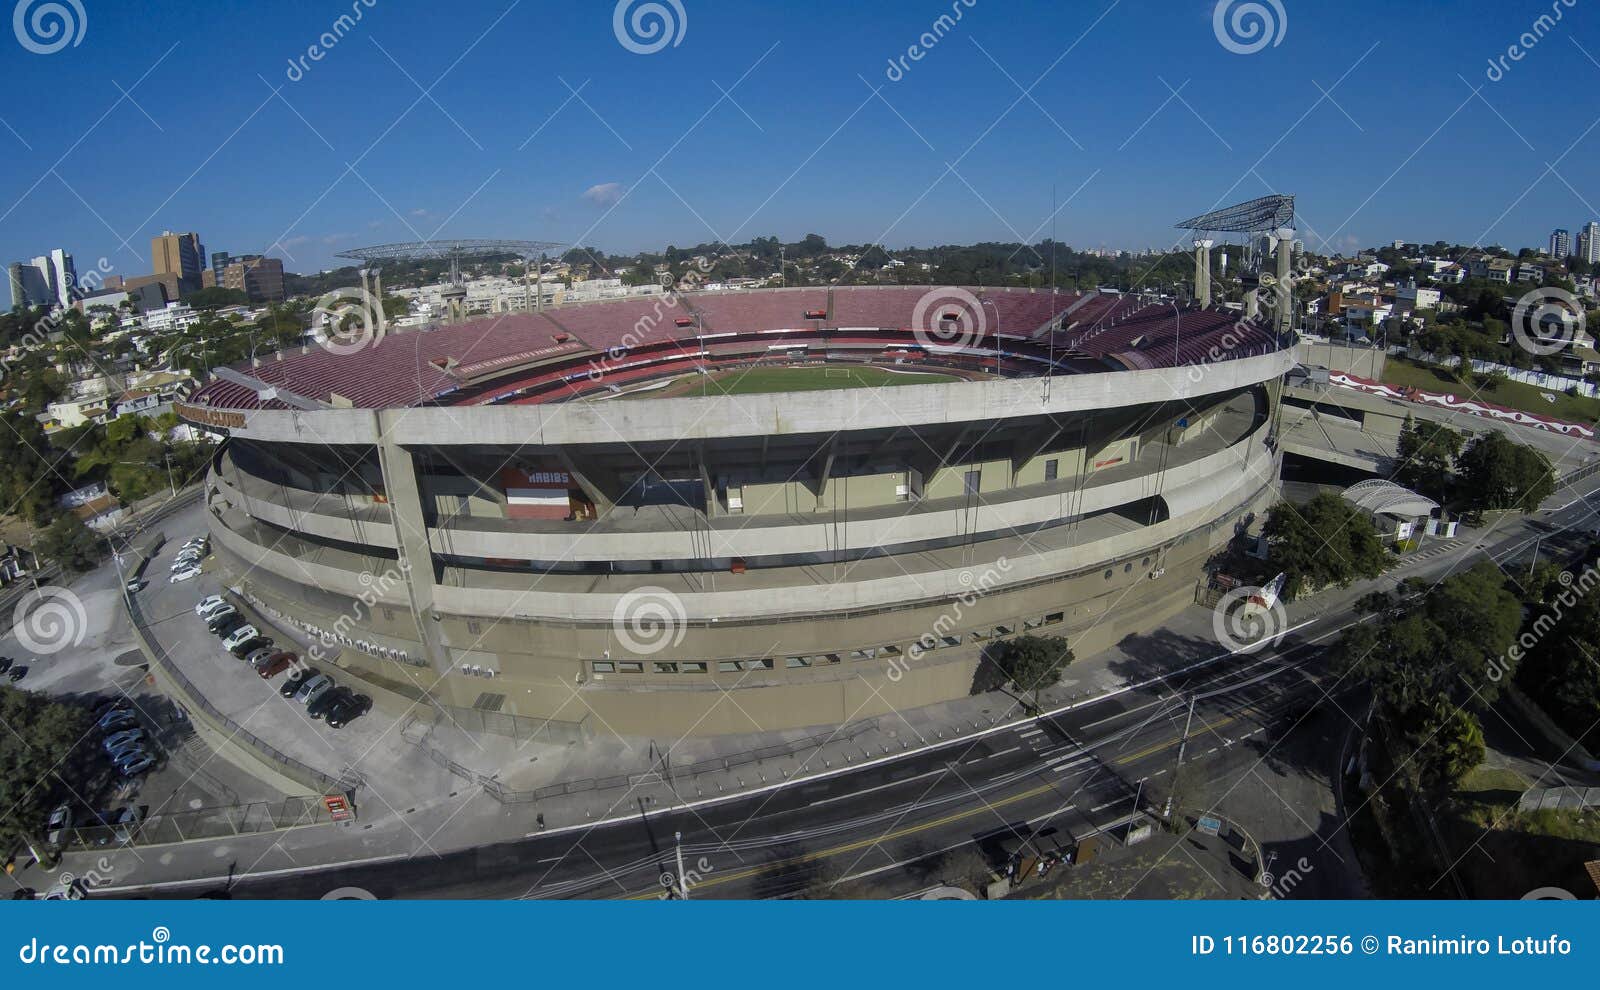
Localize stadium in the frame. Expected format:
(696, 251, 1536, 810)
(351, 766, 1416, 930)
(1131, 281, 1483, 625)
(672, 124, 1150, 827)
(177, 282, 1293, 738)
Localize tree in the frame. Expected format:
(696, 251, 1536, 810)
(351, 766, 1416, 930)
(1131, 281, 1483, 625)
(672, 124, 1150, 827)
(1455, 432, 1555, 512)
(1262, 493, 1388, 598)
(37, 513, 100, 572)
(0, 686, 91, 857)
(1394, 415, 1463, 501)
(1339, 562, 1521, 714)
(990, 634, 1074, 711)
(1396, 694, 1485, 794)
(183, 286, 248, 310)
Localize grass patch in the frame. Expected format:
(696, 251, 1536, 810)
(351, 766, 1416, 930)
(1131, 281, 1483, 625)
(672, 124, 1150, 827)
(1380, 357, 1600, 424)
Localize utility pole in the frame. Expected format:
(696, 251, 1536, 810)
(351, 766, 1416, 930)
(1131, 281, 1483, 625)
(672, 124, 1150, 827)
(674, 830, 689, 900)
(1162, 693, 1198, 821)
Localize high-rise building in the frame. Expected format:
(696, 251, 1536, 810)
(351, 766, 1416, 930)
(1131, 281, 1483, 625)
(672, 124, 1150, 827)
(7, 249, 76, 309)
(151, 230, 205, 296)
(221, 255, 285, 303)
(210, 251, 232, 274)
(1550, 228, 1571, 258)
(1580, 222, 1600, 265)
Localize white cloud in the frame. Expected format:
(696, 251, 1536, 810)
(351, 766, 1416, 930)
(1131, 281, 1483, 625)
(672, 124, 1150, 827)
(582, 182, 625, 207)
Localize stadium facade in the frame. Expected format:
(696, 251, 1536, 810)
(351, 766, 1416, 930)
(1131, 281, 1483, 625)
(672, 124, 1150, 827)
(179, 285, 1292, 738)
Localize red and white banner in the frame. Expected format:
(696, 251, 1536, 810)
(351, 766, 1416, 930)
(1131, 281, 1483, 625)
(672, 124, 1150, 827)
(1329, 372, 1596, 441)
(501, 467, 573, 519)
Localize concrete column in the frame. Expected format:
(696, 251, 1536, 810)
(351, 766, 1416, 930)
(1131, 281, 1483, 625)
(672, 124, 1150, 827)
(1193, 239, 1213, 309)
(371, 268, 386, 336)
(1275, 227, 1295, 336)
(374, 411, 448, 675)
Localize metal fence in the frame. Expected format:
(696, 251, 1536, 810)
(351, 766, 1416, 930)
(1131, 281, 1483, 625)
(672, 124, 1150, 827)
(124, 579, 361, 798)
(63, 795, 332, 850)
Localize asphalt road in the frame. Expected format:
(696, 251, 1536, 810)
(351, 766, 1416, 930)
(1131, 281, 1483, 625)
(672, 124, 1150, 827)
(123, 475, 1600, 900)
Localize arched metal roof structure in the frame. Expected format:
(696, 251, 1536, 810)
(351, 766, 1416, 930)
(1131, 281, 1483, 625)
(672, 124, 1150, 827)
(1341, 479, 1438, 519)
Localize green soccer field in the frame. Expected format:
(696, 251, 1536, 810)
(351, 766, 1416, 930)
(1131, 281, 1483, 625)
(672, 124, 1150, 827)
(622, 363, 963, 398)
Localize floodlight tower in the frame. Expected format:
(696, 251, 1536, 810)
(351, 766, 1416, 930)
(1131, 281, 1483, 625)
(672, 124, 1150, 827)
(1175, 194, 1296, 333)
(337, 238, 566, 326)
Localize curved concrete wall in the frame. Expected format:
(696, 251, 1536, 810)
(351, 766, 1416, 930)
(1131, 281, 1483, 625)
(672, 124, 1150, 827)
(217, 350, 1293, 447)
(209, 436, 1277, 624)
(213, 417, 1270, 563)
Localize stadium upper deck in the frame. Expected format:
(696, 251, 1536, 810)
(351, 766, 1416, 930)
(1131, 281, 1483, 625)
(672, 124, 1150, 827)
(185, 286, 1283, 413)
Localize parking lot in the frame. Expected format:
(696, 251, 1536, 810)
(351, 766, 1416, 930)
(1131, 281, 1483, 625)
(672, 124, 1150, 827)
(132, 500, 465, 819)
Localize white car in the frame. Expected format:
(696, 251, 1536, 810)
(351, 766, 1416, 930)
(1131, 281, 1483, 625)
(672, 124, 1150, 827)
(195, 595, 228, 618)
(44, 804, 71, 846)
(170, 566, 202, 583)
(170, 555, 201, 571)
(221, 625, 260, 651)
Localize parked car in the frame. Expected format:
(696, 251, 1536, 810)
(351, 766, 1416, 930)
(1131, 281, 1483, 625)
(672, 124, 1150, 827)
(106, 738, 147, 763)
(96, 709, 136, 733)
(92, 696, 130, 717)
(228, 636, 269, 660)
(326, 693, 372, 729)
(294, 673, 334, 706)
(170, 566, 202, 584)
(206, 609, 241, 632)
(102, 728, 145, 752)
(170, 553, 202, 570)
(114, 752, 155, 777)
(7, 665, 27, 682)
(244, 646, 277, 667)
(0, 656, 11, 674)
(308, 686, 350, 721)
(44, 804, 71, 846)
(258, 653, 296, 679)
(195, 596, 228, 618)
(124, 578, 145, 593)
(221, 625, 260, 651)
(279, 668, 317, 699)
(110, 806, 145, 845)
(41, 879, 84, 900)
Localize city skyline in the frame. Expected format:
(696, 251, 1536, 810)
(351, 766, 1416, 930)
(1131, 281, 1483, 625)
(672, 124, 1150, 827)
(3, 0, 1600, 304)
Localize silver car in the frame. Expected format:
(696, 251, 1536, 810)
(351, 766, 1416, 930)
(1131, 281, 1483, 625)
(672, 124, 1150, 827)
(294, 674, 334, 706)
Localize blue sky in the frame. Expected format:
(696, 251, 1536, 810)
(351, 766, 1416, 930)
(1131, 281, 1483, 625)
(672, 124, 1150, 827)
(2, 0, 1598, 300)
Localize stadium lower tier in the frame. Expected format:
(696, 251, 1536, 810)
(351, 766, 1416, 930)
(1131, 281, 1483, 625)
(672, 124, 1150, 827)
(199, 372, 1286, 739)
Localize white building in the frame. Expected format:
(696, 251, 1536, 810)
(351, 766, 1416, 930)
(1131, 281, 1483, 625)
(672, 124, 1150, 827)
(1580, 221, 1600, 265)
(143, 302, 200, 333)
(1396, 282, 1441, 312)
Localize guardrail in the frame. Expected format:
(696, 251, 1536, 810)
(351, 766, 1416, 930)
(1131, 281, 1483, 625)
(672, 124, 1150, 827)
(62, 795, 333, 849)
(122, 572, 361, 798)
